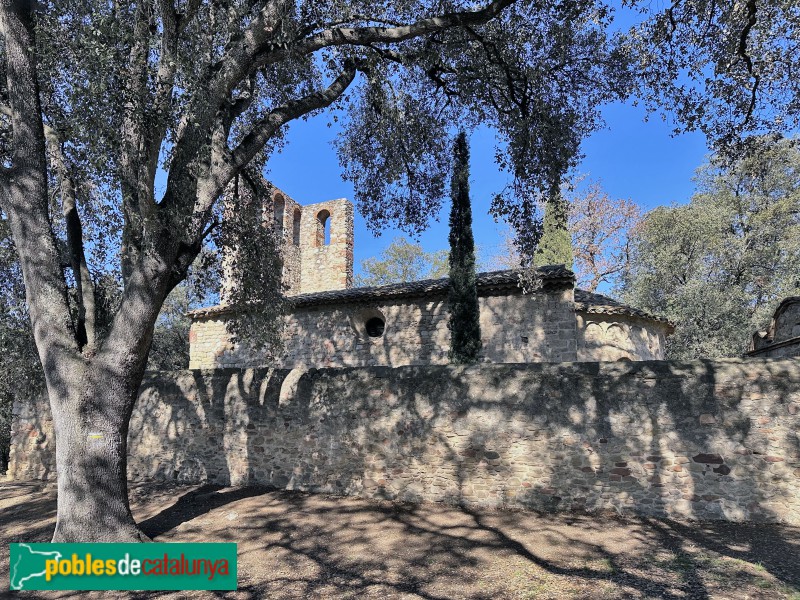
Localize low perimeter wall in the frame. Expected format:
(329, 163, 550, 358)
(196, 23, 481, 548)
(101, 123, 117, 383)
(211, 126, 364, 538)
(7, 358, 800, 523)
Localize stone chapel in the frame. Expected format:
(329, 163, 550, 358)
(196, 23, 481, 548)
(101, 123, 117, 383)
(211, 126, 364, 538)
(188, 185, 673, 369)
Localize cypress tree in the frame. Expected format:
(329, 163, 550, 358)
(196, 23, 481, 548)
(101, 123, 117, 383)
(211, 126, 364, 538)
(534, 188, 573, 269)
(448, 132, 482, 364)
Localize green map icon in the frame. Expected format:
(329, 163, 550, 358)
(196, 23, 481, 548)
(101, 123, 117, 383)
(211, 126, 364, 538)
(10, 543, 63, 590)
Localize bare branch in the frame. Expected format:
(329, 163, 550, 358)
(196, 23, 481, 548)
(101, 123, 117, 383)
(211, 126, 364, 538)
(737, 0, 760, 127)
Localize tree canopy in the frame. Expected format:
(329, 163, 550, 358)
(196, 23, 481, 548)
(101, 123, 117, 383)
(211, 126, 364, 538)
(630, 0, 800, 153)
(355, 237, 448, 286)
(622, 138, 800, 359)
(447, 131, 481, 364)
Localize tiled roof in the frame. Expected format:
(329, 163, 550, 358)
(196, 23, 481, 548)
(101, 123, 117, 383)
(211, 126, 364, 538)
(188, 267, 571, 318)
(574, 289, 673, 328)
(188, 267, 671, 327)
(289, 266, 573, 307)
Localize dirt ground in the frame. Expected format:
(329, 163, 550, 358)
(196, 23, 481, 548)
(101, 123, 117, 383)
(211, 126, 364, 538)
(1, 481, 798, 599)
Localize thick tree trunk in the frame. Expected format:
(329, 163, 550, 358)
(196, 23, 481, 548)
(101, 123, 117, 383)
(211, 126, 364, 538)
(46, 263, 168, 542)
(50, 406, 147, 542)
(49, 363, 150, 543)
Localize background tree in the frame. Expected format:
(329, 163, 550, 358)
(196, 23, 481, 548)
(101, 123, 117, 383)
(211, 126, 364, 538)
(480, 228, 523, 272)
(0, 0, 633, 542)
(568, 181, 642, 292)
(534, 190, 573, 269)
(448, 132, 482, 364)
(355, 237, 448, 287)
(485, 180, 642, 292)
(622, 138, 800, 359)
(0, 215, 40, 472)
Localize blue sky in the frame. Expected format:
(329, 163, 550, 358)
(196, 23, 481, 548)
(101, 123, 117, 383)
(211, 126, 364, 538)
(266, 98, 709, 277)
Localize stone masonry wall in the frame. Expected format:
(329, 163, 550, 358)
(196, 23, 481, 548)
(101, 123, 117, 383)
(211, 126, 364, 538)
(577, 313, 669, 361)
(188, 287, 577, 369)
(272, 189, 303, 296)
(298, 199, 354, 294)
(8, 358, 800, 524)
(750, 298, 800, 358)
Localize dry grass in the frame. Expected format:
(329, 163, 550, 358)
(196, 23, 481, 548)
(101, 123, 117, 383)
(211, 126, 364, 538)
(1, 481, 799, 599)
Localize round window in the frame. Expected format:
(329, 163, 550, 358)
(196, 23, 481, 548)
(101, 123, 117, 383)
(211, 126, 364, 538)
(365, 317, 385, 338)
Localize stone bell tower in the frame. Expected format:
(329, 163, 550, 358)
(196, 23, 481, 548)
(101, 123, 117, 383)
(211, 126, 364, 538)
(220, 180, 354, 302)
(267, 186, 354, 296)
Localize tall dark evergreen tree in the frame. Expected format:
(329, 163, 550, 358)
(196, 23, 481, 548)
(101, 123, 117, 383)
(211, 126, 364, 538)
(448, 132, 482, 364)
(534, 188, 574, 269)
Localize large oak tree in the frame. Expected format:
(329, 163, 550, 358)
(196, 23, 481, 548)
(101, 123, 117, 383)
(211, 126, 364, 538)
(0, 0, 629, 542)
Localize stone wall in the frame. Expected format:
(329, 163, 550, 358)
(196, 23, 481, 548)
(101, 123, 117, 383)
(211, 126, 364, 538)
(750, 297, 800, 358)
(298, 198, 354, 294)
(188, 287, 578, 369)
(7, 393, 54, 481)
(272, 189, 303, 296)
(577, 313, 668, 361)
(8, 358, 800, 524)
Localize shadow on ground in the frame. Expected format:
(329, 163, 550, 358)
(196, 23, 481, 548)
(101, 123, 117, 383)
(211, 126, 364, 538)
(1, 482, 799, 599)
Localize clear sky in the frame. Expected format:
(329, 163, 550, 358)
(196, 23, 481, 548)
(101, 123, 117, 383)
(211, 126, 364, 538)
(266, 97, 710, 277)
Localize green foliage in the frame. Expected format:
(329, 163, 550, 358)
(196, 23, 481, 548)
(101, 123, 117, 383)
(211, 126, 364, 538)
(355, 237, 448, 286)
(535, 192, 573, 269)
(215, 175, 287, 356)
(630, 1, 800, 154)
(0, 216, 41, 472)
(331, 1, 632, 240)
(448, 132, 482, 365)
(147, 286, 191, 372)
(621, 138, 800, 359)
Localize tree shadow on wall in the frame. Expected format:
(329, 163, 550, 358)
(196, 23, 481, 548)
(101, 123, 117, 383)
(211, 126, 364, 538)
(342, 358, 800, 595)
(130, 368, 270, 487)
(105, 357, 800, 597)
(493, 358, 800, 592)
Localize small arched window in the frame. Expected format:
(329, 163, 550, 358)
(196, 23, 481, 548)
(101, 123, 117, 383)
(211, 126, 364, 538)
(292, 208, 301, 246)
(273, 193, 285, 235)
(316, 209, 331, 246)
